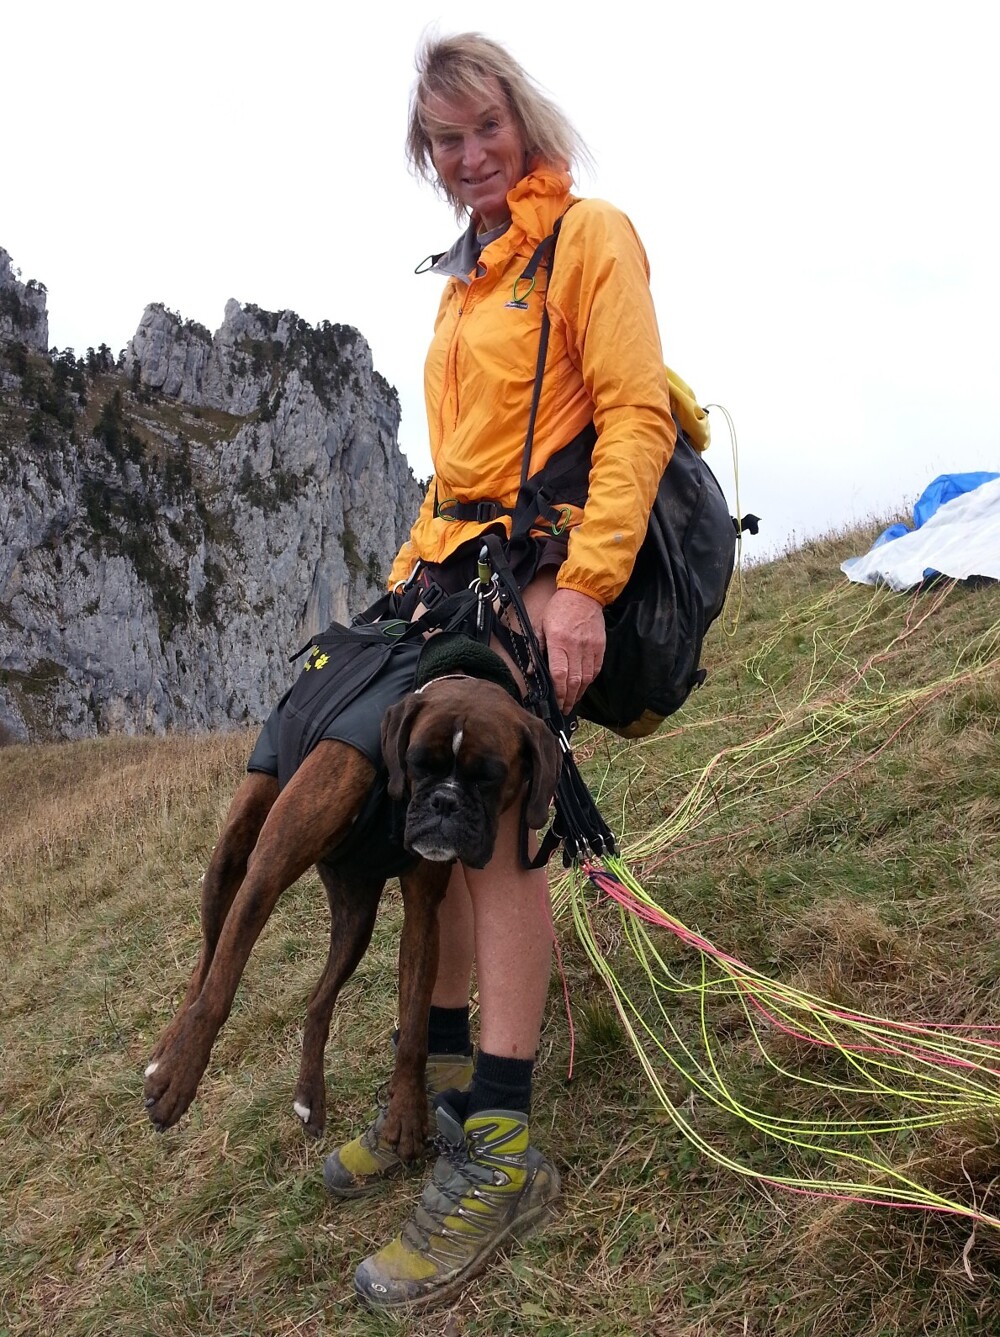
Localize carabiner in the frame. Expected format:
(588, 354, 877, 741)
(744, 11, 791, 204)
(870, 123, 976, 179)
(550, 506, 572, 536)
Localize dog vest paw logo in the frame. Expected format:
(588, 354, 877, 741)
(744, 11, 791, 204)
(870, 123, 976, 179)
(303, 646, 330, 671)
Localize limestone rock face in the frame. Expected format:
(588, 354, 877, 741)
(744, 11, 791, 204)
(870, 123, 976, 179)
(0, 251, 424, 743)
(0, 248, 49, 354)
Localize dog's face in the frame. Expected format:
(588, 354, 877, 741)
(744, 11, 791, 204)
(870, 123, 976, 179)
(381, 678, 562, 869)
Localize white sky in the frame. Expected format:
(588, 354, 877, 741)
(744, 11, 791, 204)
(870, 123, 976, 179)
(4, 0, 998, 559)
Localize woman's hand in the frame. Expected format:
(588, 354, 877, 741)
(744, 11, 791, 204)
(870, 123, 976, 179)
(536, 588, 606, 715)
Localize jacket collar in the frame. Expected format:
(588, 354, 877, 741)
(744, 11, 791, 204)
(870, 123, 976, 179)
(428, 167, 576, 282)
(503, 166, 575, 247)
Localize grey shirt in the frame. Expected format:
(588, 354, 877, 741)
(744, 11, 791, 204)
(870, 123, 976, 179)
(431, 219, 512, 285)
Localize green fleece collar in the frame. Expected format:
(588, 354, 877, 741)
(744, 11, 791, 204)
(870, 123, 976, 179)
(415, 633, 521, 703)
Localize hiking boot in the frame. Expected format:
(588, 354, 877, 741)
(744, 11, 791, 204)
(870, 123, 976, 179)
(354, 1098, 561, 1311)
(323, 1053, 473, 1199)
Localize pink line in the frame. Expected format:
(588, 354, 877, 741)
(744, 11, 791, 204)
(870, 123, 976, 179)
(540, 879, 575, 1080)
(740, 986, 1000, 1078)
(584, 866, 1000, 1072)
(751, 1175, 998, 1226)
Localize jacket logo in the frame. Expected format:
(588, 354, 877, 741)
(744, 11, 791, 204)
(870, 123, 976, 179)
(504, 299, 529, 310)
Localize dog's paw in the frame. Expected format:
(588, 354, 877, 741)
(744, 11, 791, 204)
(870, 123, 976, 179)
(143, 1059, 188, 1131)
(143, 1072, 201, 1131)
(142, 1012, 213, 1130)
(292, 1097, 326, 1139)
(382, 1093, 429, 1163)
(291, 1075, 327, 1137)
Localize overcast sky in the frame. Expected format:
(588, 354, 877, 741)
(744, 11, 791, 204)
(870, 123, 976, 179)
(5, 0, 998, 559)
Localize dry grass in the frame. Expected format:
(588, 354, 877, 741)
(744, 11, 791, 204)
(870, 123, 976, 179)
(0, 731, 255, 958)
(3, 528, 1000, 1335)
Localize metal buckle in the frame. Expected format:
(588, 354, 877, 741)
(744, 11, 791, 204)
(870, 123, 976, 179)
(468, 571, 499, 600)
(394, 559, 424, 594)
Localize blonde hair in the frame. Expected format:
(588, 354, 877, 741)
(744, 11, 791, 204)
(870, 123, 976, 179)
(406, 32, 591, 217)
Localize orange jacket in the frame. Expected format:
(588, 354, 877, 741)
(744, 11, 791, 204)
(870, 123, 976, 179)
(388, 167, 676, 607)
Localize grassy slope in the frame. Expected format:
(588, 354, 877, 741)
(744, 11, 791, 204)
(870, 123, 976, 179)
(2, 524, 1000, 1337)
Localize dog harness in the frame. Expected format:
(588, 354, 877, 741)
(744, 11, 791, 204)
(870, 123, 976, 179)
(246, 622, 520, 881)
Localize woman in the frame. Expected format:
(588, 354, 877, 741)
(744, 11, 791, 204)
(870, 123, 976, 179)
(328, 32, 676, 1311)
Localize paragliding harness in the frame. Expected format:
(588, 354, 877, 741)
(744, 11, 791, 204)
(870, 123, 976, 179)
(359, 538, 617, 872)
(247, 590, 487, 880)
(246, 551, 608, 876)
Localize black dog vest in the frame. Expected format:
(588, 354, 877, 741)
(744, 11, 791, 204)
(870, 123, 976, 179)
(246, 625, 519, 881)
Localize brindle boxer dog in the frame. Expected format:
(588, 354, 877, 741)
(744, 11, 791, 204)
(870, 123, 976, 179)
(143, 676, 560, 1165)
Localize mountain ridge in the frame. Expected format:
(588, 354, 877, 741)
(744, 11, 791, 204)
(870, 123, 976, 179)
(0, 246, 423, 743)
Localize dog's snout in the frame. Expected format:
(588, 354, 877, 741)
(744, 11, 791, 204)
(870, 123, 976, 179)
(429, 785, 461, 816)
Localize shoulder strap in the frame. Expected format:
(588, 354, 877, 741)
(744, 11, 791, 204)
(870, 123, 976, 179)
(519, 213, 567, 490)
(508, 213, 599, 554)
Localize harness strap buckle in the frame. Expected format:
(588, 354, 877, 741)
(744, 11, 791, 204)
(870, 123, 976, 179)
(419, 580, 446, 610)
(436, 497, 512, 525)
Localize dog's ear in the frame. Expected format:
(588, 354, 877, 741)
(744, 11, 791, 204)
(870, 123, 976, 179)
(521, 714, 563, 829)
(382, 694, 424, 800)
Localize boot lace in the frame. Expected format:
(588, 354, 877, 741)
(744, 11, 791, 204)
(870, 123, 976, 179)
(432, 1128, 472, 1169)
(358, 1081, 391, 1152)
(400, 1133, 495, 1252)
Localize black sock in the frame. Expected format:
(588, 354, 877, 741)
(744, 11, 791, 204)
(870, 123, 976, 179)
(467, 1050, 534, 1118)
(427, 1005, 472, 1056)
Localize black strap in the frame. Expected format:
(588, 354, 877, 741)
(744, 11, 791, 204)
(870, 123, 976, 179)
(481, 534, 617, 869)
(519, 226, 562, 489)
(352, 577, 492, 656)
(509, 214, 597, 558)
(434, 492, 513, 524)
(406, 588, 481, 638)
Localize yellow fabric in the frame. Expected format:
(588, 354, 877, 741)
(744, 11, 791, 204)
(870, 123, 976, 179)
(665, 365, 711, 452)
(388, 167, 679, 607)
(372, 1235, 438, 1282)
(613, 708, 668, 740)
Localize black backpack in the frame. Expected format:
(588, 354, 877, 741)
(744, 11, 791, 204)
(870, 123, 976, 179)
(576, 429, 736, 733)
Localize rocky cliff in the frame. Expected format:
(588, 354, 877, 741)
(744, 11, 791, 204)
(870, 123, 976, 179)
(0, 254, 424, 743)
(0, 248, 49, 354)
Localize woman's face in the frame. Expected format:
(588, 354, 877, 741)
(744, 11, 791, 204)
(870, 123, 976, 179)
(425, 77, 527, 230)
